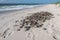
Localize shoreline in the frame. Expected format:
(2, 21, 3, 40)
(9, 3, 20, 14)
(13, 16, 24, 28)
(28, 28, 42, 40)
(0, 4, 46, 14)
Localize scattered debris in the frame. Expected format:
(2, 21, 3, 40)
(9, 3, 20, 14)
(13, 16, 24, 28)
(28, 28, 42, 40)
(14, 11, 54, 31)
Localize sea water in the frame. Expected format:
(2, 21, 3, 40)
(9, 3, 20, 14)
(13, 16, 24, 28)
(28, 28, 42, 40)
(0, 5, 40, 12)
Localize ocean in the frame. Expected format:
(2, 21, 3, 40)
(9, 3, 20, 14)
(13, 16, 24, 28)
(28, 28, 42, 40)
(0, 5, 41, 12)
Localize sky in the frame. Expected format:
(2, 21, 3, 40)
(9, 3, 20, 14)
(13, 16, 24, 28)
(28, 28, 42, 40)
(0, 0, 60, 4)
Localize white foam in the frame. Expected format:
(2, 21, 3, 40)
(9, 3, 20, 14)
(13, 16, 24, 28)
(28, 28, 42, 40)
(0, 5, 39, 12)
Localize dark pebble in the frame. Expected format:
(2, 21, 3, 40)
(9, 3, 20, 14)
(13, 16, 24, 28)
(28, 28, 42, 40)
(39, 24, 43, 27)
(26, 23, 28, 25)
(25, 26, 31, 31)
(25, 26, 27, 28)
(22, 24, 24, 26)
(43, 28, 47, 30)
(36, 25, 40, 28)
(25, 28, 30, 31)
(17, 29, 20, 31)
(25, 26, 31, 28)
(43, 19, 46, 22)
(20, 20, 23, 22)
(25, 21, 29, 25)
(53, 36, 56, 39)
(23, 19, 26, 24)
(20, 26, 23, 28)
(4, 36, 6, 38)
(34, 22, 38, 25)
(40, 17, 41, 18)
(25, 21, 29, 23)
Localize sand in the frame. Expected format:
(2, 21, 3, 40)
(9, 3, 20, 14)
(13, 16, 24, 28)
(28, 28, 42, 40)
(0, 4, 60, 40)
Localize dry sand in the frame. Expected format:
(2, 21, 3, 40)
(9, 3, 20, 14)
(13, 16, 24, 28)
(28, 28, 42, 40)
(0, 4, 60, 40)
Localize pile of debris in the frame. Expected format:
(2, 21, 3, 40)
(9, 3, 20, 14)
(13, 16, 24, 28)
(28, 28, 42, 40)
(14, 11, 54, 31)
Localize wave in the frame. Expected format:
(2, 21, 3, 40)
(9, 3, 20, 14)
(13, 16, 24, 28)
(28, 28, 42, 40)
(0, 5, 40, 12)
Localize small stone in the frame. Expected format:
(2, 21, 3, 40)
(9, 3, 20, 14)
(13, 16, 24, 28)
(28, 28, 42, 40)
(23, 19, 26, 24)
(36, 25, 40, 28)
(25, 28, 30, 31)
(25, 26, 31, 31)
(53, 36, 56, 39)
(4, 36, 6, 38)
(20, 20, 23, 22)
(17, 29, 20, 31)
(40, 24, 43, 27)
(20, 26, 23, 28)
(34, 22, 38, 25)
(43, 28, 47, 30)
(25, 26, 28, 28)
(22, 24, 24, 26)
(25, 21, 29, 25)
(43, 19, 46, 22)
(25, 26, 31, 28)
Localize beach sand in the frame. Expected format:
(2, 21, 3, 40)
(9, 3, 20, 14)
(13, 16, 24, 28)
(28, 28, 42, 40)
(0, 4, 60, 40)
